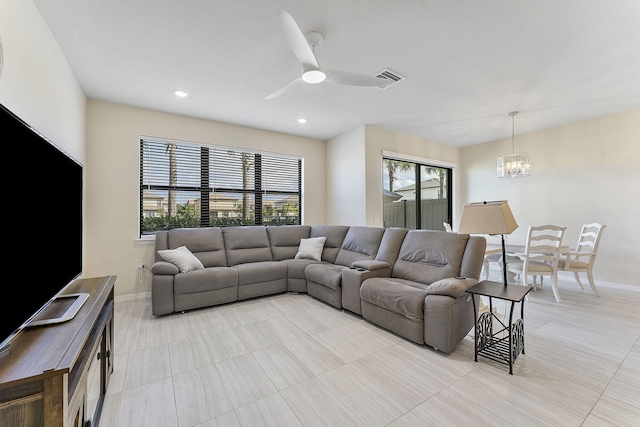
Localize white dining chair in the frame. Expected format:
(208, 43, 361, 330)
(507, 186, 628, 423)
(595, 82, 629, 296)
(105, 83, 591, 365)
(506, 225, 566, 302)
(557, 223, 606, 297)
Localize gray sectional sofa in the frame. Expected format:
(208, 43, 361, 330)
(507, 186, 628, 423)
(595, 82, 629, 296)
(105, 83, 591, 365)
(151, 224, 486, 353)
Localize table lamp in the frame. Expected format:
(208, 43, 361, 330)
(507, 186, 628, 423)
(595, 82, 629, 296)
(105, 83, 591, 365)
(457, 200, 518, 287)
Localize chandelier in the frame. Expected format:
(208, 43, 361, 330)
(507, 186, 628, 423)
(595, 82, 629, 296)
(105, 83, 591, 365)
(497, 111, 531, 178)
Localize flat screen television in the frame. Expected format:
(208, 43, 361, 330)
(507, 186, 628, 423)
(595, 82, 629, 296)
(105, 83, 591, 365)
(0, 103, 84, 354)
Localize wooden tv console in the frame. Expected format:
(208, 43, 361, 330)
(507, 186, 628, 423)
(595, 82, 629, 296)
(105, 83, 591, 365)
(0, 275, 116, 427)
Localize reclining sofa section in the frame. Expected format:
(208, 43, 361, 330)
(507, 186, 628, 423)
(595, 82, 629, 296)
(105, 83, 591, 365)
(151, 224, 486, 353)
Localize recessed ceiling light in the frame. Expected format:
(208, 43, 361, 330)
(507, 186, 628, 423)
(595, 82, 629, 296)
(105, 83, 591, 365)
(297, 118, 308, 124)
(174, 89, 188, 98)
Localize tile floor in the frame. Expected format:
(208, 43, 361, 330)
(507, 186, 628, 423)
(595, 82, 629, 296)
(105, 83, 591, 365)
(98, 271, 640, 426)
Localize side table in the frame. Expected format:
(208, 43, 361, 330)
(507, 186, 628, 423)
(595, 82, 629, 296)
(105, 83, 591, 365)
(467, 280, 533, 374)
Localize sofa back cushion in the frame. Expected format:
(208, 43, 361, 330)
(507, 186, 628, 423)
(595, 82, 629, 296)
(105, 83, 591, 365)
(310, 225, 350, 264)
(155, 228, 228, 268)
(334, 226, 386, 267)
(375, 227, 409, 265)
(392, 230, 469, 284)
(223, 226, 273, 266)
(266, 225, 312, 260)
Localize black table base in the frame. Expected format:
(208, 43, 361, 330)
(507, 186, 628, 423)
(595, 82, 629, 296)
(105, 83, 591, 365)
(467, 281, 532, 374)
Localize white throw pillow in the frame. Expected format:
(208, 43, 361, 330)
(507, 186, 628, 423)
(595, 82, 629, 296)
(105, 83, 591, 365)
(158, 246, 204, 273)
(294, 237, 327, 261)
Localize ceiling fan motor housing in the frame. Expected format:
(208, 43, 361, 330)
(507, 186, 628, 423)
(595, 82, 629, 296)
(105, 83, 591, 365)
(304, 31, 324, 49)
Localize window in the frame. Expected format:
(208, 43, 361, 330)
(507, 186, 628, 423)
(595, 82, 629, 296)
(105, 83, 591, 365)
(140, 138, 302, 235)
(382, 158, 452, 230)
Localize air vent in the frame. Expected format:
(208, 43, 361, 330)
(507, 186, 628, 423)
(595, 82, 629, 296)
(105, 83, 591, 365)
(375, 69, 405, 89)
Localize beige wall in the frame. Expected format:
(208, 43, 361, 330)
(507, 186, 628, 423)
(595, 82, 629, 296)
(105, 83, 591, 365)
(0, 0, 86, 163)
(326, 126, 367, 225)
(459, 109, 640, 285)
(85, 101, 327, 297)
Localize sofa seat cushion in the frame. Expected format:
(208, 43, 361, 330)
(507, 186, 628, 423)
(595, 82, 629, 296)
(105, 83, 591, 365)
(360, 278, 429, 322)
(234, 261, 288, 285)
(174, 267, 238, 295)
(281, 258, 325, 280)
(304, 263, 345, 291)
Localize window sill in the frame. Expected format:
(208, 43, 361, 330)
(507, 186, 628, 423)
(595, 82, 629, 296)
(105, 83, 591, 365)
(136, 235, 155, 245)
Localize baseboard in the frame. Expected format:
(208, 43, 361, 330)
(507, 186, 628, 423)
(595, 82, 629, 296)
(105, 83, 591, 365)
(115, 291, 151, 303)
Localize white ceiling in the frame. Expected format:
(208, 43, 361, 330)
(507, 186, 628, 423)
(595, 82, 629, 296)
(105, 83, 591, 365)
(33, 0, 640, 147)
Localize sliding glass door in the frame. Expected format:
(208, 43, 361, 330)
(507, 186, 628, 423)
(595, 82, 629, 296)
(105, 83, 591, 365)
(382, 158, 451, 230)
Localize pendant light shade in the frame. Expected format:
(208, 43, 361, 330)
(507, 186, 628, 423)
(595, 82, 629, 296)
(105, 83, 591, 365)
(497, 111, 531, 178)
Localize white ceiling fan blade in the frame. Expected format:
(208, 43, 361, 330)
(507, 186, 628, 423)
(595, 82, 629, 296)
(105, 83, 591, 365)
(265, 77, 303, 100)
(279, 10, 318, 68)
(325, 70, 388, 87)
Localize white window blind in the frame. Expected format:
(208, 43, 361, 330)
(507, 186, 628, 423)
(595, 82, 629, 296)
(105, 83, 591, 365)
(140, 139, 302, 235)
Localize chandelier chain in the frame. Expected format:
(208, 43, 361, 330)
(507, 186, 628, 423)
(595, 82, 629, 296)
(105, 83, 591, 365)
(512, 114, 515, 153)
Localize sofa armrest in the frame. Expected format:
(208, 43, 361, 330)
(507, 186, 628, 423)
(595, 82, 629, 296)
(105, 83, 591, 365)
(351, 260, 391, 271)
(425, 277, 479, 298)
(151, 261, 179, 275)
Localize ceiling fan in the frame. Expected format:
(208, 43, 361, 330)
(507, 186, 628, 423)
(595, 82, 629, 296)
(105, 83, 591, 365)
(265, 10, 389, 100)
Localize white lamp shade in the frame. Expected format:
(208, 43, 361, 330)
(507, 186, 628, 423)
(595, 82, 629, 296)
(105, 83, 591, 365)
(457, 200, 518, 235)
